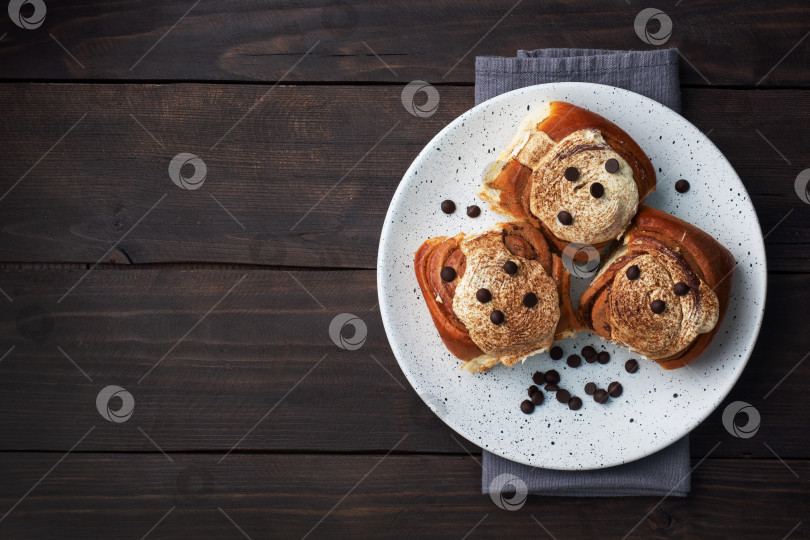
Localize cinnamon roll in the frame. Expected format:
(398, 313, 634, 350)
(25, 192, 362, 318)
(414, 222, 580, 372)
(578, 206, 735, 369)
(480, 101, 656, 251)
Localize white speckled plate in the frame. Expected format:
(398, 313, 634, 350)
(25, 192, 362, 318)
(377, 82, 766, 470)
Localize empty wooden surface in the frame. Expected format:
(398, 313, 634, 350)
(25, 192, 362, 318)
(0, 1, 809, 538)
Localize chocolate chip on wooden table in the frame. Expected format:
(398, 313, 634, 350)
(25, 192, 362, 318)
(626, 264, 640, 280)
(466, 205, 481, 218)
(608, 381, 623, 398)
(549, 346, 563, 360)
(490, 310, 505, 324)
(650, 299, 666, 314)
(584, 382, 596, 395)
(502, 260, 518, 274)
(590, 182, 604, 198)
(476, 288, 492, 303)
(568, 396, 583, 410)
(441, 199, 456, 213)
(521, 400, 535, 414)
(532, 371, 545, 385)
(558, 210, 573, 226)
(523, 292, 538, 308)
(440, 266, 456, 282)
(556, 389, 571, 403)
(564, 166, 579, 181)
(531, 391, 544, 405)
(673, 282, 690, 296)
(593, 389, 609, 404)
(597, 351, 610, 364)
(567, 354, 581, 368)
(625, 359, 639, 373)
(605, 158, 620, 173)
(675, 179, 690, 193)
(582, 345, 596, 360)
(544, 370, 560, 384)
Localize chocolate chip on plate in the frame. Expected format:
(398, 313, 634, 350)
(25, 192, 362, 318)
(556, 389, 571, 403)
(532, 371, 545, 385)
(476, 288, 492, 303)
(520, 400, 535, 414)
(650, 299, 666, 314)
(590, 182, 605, 198)
(567, 354, 582, 368)
(558, 210, 573, 225)
(466, 205, 481, 218)
(675, 179, 690, 193)
(503, 260, 518, 274)
(626, 264, 640, 280)
(564, 166, 580, 181)
(625, 359, 639, 373)
(490, 310, 505, 324)
(440, 266, 456, 282)
(584, 382, 597, 395)
(528, 385, 539, 397)
(544, 383, 559, 391)
(544, 370, 560, 384)
(531, 392, 545, 406)
(674, 282, 690, 296)
(582, 345, 596, 360)
(523, 292, 538, 308)
(441, 200, 456, 214)
(568, 396, 583, 410)
(605, 158, 620, 173)
(608, 381, 623, 398)
(549, 346, 564, 360)
(597, 351, 610, 365)
(593, 389, 609, 404)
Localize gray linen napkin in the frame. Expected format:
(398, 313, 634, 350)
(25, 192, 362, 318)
(476, 48, 690, 497)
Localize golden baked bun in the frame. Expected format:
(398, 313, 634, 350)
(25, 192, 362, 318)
(578, 206, 735, 369)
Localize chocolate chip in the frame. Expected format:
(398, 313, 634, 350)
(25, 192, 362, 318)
(566, 354, 582, 368)
(593, 389, 609, 404)
(674, 282, 690, 296)
(531, 392, 544, 405)
(564, 166, 579, 181)
(568, 396, 583, 411)
(544, 370, 560, 384)
(625, 359, 639, 373)
(520, 400, 535, 414)
(608, 381, 623, 398)
(440, 266, 456, 282)
(558, 210, 573, 225)
(605, 158, 620, 173)
(528, 385, 539, 397)
(476, 288, 492, 303)
(441, 200, 456, 214)
(549, 346, 563, 360)
(597, 351, 610, 365)
(626, 264, 640, 280)
(590, 182, 604, 198)
(650, 299, 666, 314)
(584, 382, 597, 395)
(532, 371, 545, 385)
(523, 292, 538, 308)
(544, 384, 559, 391)
(556, 389, 571, 403)
(490, 310, 505, 324)
(675, 179, 690, 193)
(466, 205, 481, 218)
(582, 345, 596, 360)
(502, 260, 518, 274)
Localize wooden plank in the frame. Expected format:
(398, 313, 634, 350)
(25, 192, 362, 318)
(0, 1, 809, 86)
(0, 452, 806, 539)
(0, 84, 808, 270)
(0, 268, 807, 458)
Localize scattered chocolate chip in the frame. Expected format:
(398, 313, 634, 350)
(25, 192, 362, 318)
(605, 158, 620, 173)
(590, 182, 605, 198)
(626, 265, 640, 280)
(531, 392, 544, 405)
(520, 400, 535, 414)
(528, 385, 539, 397)
(502, 260, 518, 275)
(466, 205, 481, 218)
(625, 359, 639, 373)
(650, 299, 666, 314)
(440, 266, 456, 282)
(593, 389, 609, 404)
(476, 288, 492, 303)
(557, 389, 571, 403)
(567, 354, 582, 368)
(568, 396, 583, 410)
(441, 200, 456, 214)
(582, 346, 596, 360)
(674, 282, 690, 296)
(544, 384, 559, 391)
(597, 351, 610, 365)
(549, 346, 564, 360)
(558, 210, 573, 225)
(675, 179, 690, 193)
(544, 370, 560, 384)
(532, 371, 545, 385)
(564, 166, 579, 181)
(490, 310, 505, 324)
(608, 381, 623, 398)
(584, 382, 597, 395)
(522, 292, 538, 308)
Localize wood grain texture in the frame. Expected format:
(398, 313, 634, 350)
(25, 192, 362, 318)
(0, 267, 807, 458)
(1, 0, 809, 86)
(0, 452, 807, 539)
(0, 84, 807, 270)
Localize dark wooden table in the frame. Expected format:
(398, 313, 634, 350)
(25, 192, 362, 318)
(0, 1, 808, 538)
